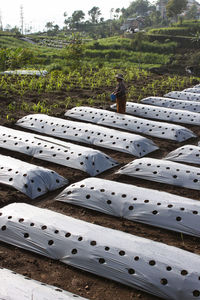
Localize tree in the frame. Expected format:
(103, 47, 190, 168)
(114, 8, 121, 19)
(149, 10, 162, 26)
(88, 6, 101, 23)
(64, 10, 85, 30)
(131, 31, 148, 69)
(64, 33, 85, 69)
(45, 22, 59, 36)
(185, 4, 198, 20)
(122, 0, 152, 17)
(166, 0, 188, 22)
(45, 22, 54, 31)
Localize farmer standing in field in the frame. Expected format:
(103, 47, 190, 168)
(112, 73, 126, 114)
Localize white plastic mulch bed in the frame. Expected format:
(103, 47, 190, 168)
(0, 267, 87, 300)
(164, 91, 200, 101)
(64, 107, 195, 142)
(110, 102, 200, 125)
(141, 96, 200, 113)
(0, 203, 200, 300)
(16, 114, 158, 157)
(165, 145, 200, 165)
(0, 70, 48, 76)
(183, 88, 200, 94)
(0, 126, 118, 176)
(0, 154, 68, 199)
(56, 177, 200, 238)
(117, 158, 200, 191)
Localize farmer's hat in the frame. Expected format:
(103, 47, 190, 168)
(115, 73, 124, 80)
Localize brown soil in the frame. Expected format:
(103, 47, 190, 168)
(0, 74, 200, 300)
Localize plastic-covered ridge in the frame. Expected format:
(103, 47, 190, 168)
(165, 145, 200, 165)
(183, 88, 200, 94)
(164, 91, 200, 101)
(117, 157, 200, 191)
(16, 114, 158, 157)
(1, 203, 200, 300)
(110, 102, 200, 125)
(141, 96, 200, 113)
(0, 154, 68, 199)
(0, 70, 48, 76)
(65, 107, 195, 142)
(56, 177, 200, 238)
(0, 267, 87, 300)
(0, 126, 118, 176)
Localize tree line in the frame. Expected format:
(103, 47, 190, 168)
(1, 0, 198, 38)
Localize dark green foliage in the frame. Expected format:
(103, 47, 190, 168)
(63, 33, 85, 69)
(0, 48, 35, 71)
(149, 26, 200, 37)
(166, 0, 188, 22)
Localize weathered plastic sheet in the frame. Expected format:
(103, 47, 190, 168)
(110, 101, 200, 125)
(141, 96, 200, 113)
(16, 114, 158, 157)
(183, 88, 200, 94)
(164, 91, 200, 101)
(117, 157, 200, 191)
(0, 267, 87, 300)
(56, 177, 200, 238)
(0, 126, 117, 176)
(0, 70, 48, 76)
(0, 154, 68, 199)
(64, 107, 195, 142)
(165, 145, 200, 165)
(1, 203, 200, 300)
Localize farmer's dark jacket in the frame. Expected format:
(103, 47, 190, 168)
(114, 81, 126, 98)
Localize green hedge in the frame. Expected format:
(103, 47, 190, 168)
(84, 49, 170, 64)
(87, 38, 177, 54)
(148, 26, 200, 37)
(148, 34, 194, 48)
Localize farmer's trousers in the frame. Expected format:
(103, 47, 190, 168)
(116, 96, 126, 114)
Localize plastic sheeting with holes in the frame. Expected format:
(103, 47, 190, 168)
(110, 102, 200, 125)
(141, 96, 200, 113)
(183, 88, 200, 94)
(56, 177, 200, 238)
(64, 107, 195, 142)
(164, 91, 200, 101)
(16, 114, 159, 157)
(0, 267, 87, 300)
(165, 145, 200, 165)
(117, 157, 200, 191)
(0, 154, 68, 199)
(0, 126, 118, 176)
(1, 203, 200, 300)
(0, 70, 48, 76)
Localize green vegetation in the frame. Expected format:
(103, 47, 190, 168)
(1, 8, 200, 125)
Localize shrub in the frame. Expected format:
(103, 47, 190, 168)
(0, 48, 35, 71)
